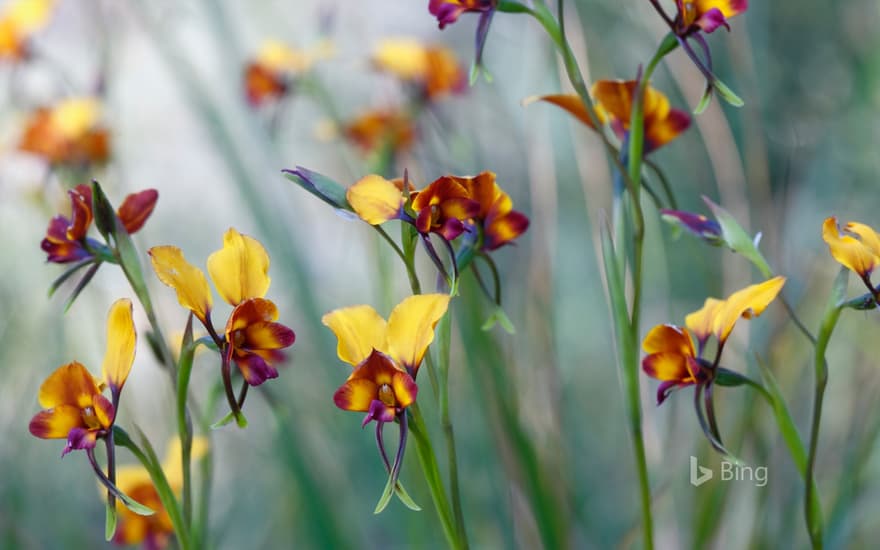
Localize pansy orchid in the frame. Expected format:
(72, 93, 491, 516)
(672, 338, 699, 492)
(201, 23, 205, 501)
(371, 38, 466, 101)
(343, 109, 416, 156)
(428, 0, 497, 77)
(529, 80, 691, 154)
(323, 294, 450, 507)
(243, 39, 330, 106)
(19, 97, 111, 166)
(41, 184, 158, 264)
(642, 277, 784, 452)
(149, 228, 295, 424)
(823, 217, 880, 302)
(0, 0, 54, 61)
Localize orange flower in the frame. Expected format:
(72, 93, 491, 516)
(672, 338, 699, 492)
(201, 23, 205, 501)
(343, 109, 415, 156)
(0, 0, 54, 60)
(19, 98, 110, 165)
(674, 0, 748, 35)
(411, 176, 480, 241)
(527, 81, 691, 153)
(29, 299, 136, 454)
(243, 40, 330, 106)
(372, 38, 466, 100)
(451, 171, 529, 250)
(642, 277, 784, 404)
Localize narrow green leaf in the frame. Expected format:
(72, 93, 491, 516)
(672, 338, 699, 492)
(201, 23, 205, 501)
(703, 196, 772, 277)
(481, 306, 516, 334)
(694, 83, 713, 114)
(117, 490, 157, 516)
(63, 262, 101, 313)
(282, 167, 352, 211)
(713, 367, 750, 387)
(373, 473, 396, 514)
(90, 180, 117, 241)
(393, 481, 421, 511)
(496, 0, 531, 14)
(48, 258, 93, 298)
(712, 77, 744, 107)
(211, 409, 248, 429)
(105, 499, 117, 541)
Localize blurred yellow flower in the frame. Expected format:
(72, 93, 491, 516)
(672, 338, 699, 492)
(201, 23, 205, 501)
(372, 38, 465, 100)
(0, 0, 54, 60)
(19, 97, 110, 166)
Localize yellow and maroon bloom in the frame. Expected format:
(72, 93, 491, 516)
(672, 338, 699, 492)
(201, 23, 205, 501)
(372, 38, 466, 101)
(112, 438, 208, 550)
(822, 217, 880, 285)
(528, 81, 690, 153)
(642, 276, 784, 405)
(243, 40, 321, 106)
(429, 0, 496, 74)
(0, 0, 54, 61)
(455, 171, 529, 250)
(41, 184, 158, 264)
(334, 349, 418, 426)
(19, 97, 111, 166)
(150, 228, 294, 388)
(29, 299, 136, 455)
(673, 0, 748, 36)
(592, 80, 691, 153)
(323, 293, 451, 378)
(411, 176, 481, 241)
(343, 109, 416, 156)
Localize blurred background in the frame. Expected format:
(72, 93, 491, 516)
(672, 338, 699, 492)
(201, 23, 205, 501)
(1, 0, 879, 548)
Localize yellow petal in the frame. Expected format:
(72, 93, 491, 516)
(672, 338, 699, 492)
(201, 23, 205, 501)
(713, 276, 786, 343)
(5, 0, 54, 32)
(50, 97, 100, 139)
(321, 305, 387, 366)
(102, 298, 136, 392)
(207, 228, 271, 306)
(386, 294, 451, 372)
(845, 222, 880, 255)
(684, 298, 724, 345)
(149, 246, 213, 324)
(372, 38, 429, 80)
(823, 217, 879, 277)
(642, 324, 695, 357)
(346, 174, 405, 225)
(37, 361, 102, 409)
(523, 94, 596, 128)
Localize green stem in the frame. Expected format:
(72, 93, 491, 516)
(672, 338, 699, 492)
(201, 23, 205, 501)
(176, 316, 198, 528)
(114, 427, 190, 550)
(805, 295, 843, 548)
(407, 402, 462, 550)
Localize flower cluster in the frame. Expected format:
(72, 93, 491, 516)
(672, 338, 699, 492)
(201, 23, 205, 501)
(642, 277, 784, 449)
(149, 228, 296, 422)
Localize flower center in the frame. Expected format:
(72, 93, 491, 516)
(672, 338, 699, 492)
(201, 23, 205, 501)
(231, 329, 247, 349)
(81, 406, 101, 429)
(377, 384, 396, 407)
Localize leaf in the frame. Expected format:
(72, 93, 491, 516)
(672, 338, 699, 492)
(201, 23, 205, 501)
(63, 262, 102, 312)
(105, 499, 117, 541)
(694, 83, 713, 115)
(48, 258, 94, 298)
(481, 306, 516, 334)
(90, 180, 118, 242)
(373, 472, 396, 514)
(282, 167, 352, 211)
(711, 77, 744, 107)
(713, 367, 750, 387)
(703, 196, 772, 277)
(211, 410, 248, 429)
(393, 480, 421, 511)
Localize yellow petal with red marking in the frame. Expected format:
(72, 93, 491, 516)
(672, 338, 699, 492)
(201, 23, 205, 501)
(386, 294, 450, 372)
(642, 324, 696, 357)
(322, 304, 387, 367)
(334, 378, 379, 412)
(525, 94, 596, 128)
(37, 361, 102, 409)
(207, 228, 271, 305)
(29, 404, 84, 439)
(347, 175, 405, 225)
(149, 245, 213, 324)
(102, 298, 136, 393)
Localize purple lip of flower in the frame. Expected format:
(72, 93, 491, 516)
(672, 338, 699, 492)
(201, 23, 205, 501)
(660, 209, 723, 244)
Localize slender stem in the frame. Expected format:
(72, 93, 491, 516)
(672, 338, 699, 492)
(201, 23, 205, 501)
(220, 348, 245, 426)
(805, 302, 842, 549)
(176, 315, 196, 527)
(374, 224, 421, 293)
(407, 402, 462, 550)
